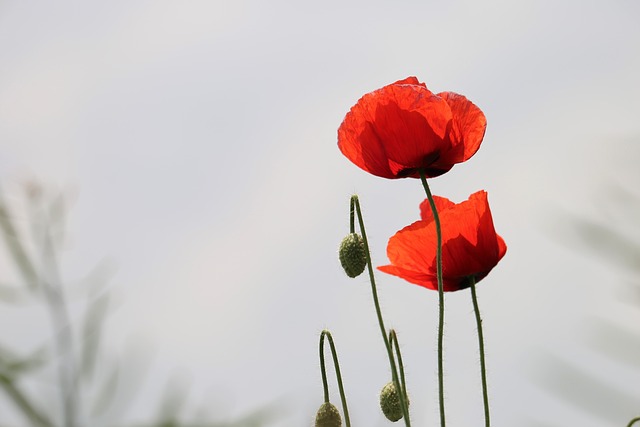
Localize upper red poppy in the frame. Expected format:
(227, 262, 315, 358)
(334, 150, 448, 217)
(338, 77, 487, 179)
(378, 191, 506, 291)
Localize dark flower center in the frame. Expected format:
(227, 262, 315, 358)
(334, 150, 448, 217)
(396, 151, 441, 178)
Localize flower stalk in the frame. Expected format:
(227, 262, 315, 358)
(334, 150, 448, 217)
(388, 330, 408, 401)
(350, 195, 411, 426)
(469, 275, 490, 427)
(419, 169, 446, 427)
(319, 330, 351, 427)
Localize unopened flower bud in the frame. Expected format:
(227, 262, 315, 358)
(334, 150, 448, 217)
(315, 402, 342, 427)
(339, 233, 367, 278)
(380, 381, 408, 422)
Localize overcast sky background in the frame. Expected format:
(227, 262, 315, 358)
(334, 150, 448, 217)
(1, 1, 640, 426)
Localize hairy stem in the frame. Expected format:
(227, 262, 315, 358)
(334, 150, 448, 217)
(351, 195, 411, 426)
(319, 330, 351, 427)
(470, 276, 490, 426)
(419, 170, 445, 427)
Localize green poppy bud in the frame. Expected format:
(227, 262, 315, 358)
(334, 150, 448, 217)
(380, 381, 408, 422)
(315, 402, 342, 427)
(339, 233, 367, 278)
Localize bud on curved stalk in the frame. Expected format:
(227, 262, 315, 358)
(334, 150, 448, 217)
(315, 402, 342, 427)
(339, 233, 367, 278)
(379, 381, 409, 422)
(318, 330, 351, 427)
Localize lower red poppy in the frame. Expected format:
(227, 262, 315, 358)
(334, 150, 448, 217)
(378, 191, 506, 292)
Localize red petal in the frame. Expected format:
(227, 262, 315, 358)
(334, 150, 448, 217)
(377, 264, 438, 290)
(379, 190, 506, 292)
(437, 191, 505, 284)
(437, 92, 487, 164)
(338, 81, 453, 179)
(377, 264, 465, 292)
(385, 220, 434, 274)
(392, 76, 426, 87)
(419, 196, 455, 223)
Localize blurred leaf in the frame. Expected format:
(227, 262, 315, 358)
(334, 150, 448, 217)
(115, 402, 282, 427)
(81, 292, 110, 381)
(47, 191, 67, 250)
(209, 402, 282, 427)
(538, 157, 640, 426)
(156, 373, 191, 425)
(1, 187, 283, 427)
(0, 198, 39, 289)
(0, 283, 27, 303)
(70, 257, 117, 298)
(0, 344, 49, 379)
(0, 372, 55, 427)
(603, 183, 640, 226)
(585, 317, 640, 369)
(99, 342, 154, 422)
(562, 216, 640, 274)
(91, 363, 121, 418)
(530, 354, 637, 424)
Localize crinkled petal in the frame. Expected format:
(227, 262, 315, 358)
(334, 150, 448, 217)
(377, 264, 464, 292)
(419, 196, 456, 223)
(436, 92, 487, 165)
(392, 76, 426, 87)
(338, 79, 453, 179)
(385, 219, 434, 274)
(379, 190, 506, 292)
(377, 264, 437, 290)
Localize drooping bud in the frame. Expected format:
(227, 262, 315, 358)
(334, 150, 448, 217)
(339, 233, 367, 278)
(379, 381, 409, 422)
(315, 402, 342, 427)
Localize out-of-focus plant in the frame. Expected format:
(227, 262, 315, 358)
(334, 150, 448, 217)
(528, 142, 640, 426)
(0, 183, 278, 427)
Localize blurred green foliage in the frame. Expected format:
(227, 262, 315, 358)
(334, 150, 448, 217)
(528, 148, 640, 426)
(0, 184, 279, 427)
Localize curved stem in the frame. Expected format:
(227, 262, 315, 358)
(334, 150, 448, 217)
(469, 276, 490, 427)
(349, 195, 356, 234)
(319, 333, 330, 404)
(418, 170, 445, 427)
(351, 195, 411, 426)
(627, 417, 640, 427)
(319, 330, 351, 427)
(388, 330, 408, 400)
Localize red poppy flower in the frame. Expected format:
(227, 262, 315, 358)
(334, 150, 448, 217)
(378, 191, 506, 291)
(338, 77, 487, 179)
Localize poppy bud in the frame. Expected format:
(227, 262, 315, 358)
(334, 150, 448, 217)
(315, 402, 342, 427)
(380, 381, 409, 422)
(339, 233, 367, 278)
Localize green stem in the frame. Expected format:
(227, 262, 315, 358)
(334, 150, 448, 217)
(319, 330, 351, 427)
(388, 330, 408, 400)
(627, 417, 640, 427)
(351, 195, 411, 426)
(349, 195, 356, 234)
(418, 170, 445, 427)
(469, 276, 490, 427)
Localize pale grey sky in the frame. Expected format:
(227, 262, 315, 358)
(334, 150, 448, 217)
(1, 1, 639, 426)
